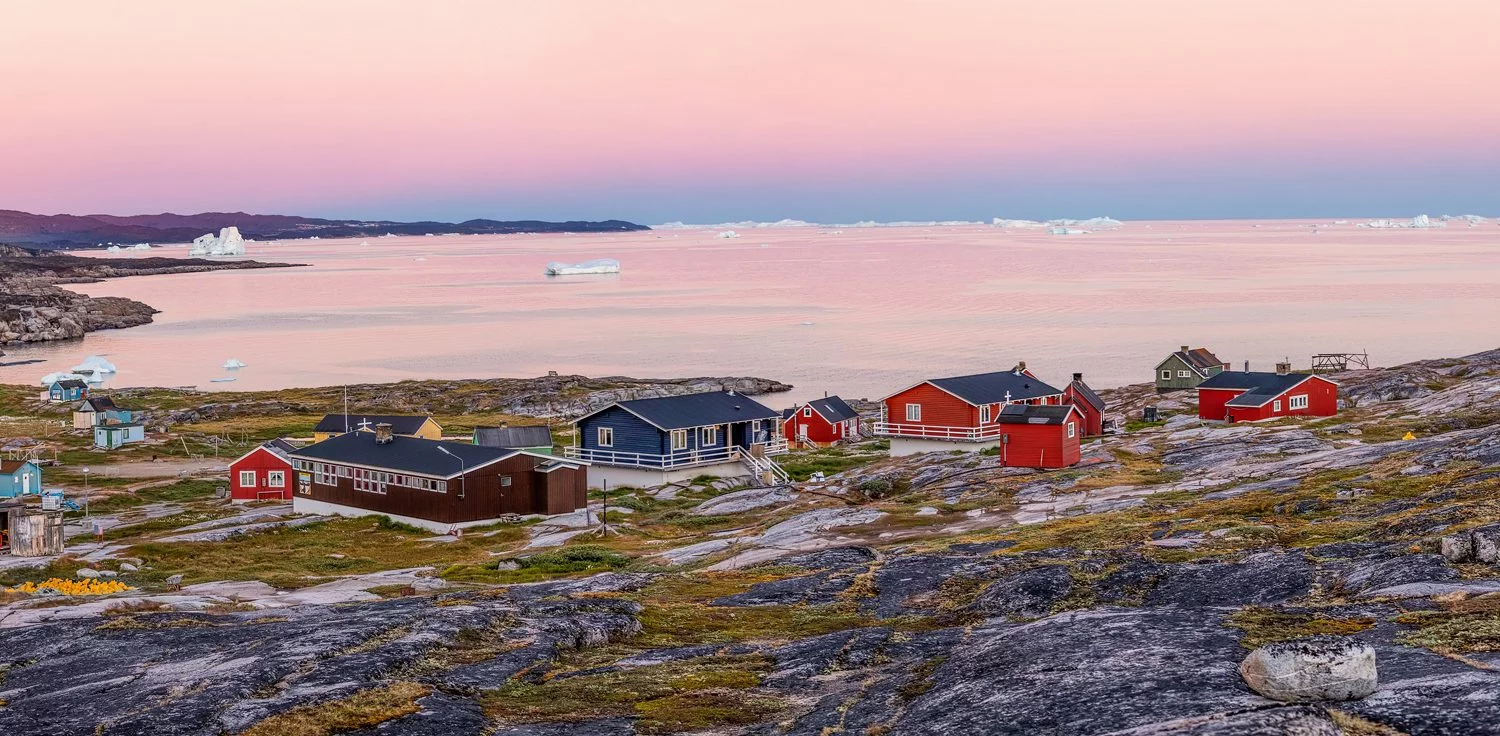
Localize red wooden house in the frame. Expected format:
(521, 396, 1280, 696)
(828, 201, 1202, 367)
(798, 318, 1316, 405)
(782, 395, 861, 448)
(876, 364, 1065, 458)
(1062, 372, 1107, 437)
(1196, 370, 1338, 422)
(229, 439, 298, 502)
(994, 404, 1084, 469)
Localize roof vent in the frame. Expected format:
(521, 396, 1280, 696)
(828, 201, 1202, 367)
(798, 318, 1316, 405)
(1181, 345, 1190, 353)
(1072, 372, 1083, 382)
(1276, 360, 1292, 376)
(727, 389, 736, 396)
(374, 422, 394, 445)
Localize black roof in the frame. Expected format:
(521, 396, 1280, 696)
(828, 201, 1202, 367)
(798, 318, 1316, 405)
(77, 396, 118, 412)
(313, 414, 433, 435)
(995, 404, 1078, 425)
(1068, 379, 1106, 412)
(780, 407, 795, 421)
(53, 379, 88, 389)
(1198, 371, 1319, 407)
(474, 425, 553, 448)
(926, 371, 1062, 405)
(290, 431, 539, 478)
(1163, 347, 1226, 377)
(584, 391, 780, 430)
(806, 396, 860, 423)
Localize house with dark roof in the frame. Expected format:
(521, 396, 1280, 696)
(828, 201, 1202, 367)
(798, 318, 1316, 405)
(73, 396, 132, 429)
(993, 404, 1085, 468)
(1197, 369, 1338, 422)
(0, 460, 43, 499)
(1062, 373, 1108, 437)
(568, 391, 786, 489)
(782, 395, 861, 448)
(473, 424, 555, 455)
(875, 363, 1065, 457)
(229, 439, 299, 502)
(47, 379, 89, 403)
(312, 414, 443, 442)
(1155, 346, 1228, 391)
(289, 424, 587, 530)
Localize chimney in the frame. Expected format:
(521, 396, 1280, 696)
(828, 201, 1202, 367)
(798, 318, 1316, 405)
(727, 389, 736, 396)
(499, 420, 509, 429)
(1181, 345, 1190, 353)
(1072, 372, 1083, 383)
(1244, 360, 1250, 372)
(1014, 360, 1026, 375)
(374, 422, 394, 445)
(1276, 360, 1292, 375)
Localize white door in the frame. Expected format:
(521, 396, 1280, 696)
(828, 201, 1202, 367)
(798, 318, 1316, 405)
(798, 424, 809, 441)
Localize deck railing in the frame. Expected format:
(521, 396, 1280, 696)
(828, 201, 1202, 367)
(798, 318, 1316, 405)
(565, 439, 788, 469)
(872, 421, 1004, 441)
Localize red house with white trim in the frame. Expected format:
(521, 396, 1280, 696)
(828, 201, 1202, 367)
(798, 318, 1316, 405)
(1062, 372, 1107, 437)
(876, 364, 1067, 458)
(1196, 370, 1338, 422)
(229, 439, 297, 502)
(782, 396, 861, 448)
(994, 404, 1084, 468)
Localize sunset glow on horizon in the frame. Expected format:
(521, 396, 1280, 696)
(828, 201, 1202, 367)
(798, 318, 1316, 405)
(4, 1, 1498, 222)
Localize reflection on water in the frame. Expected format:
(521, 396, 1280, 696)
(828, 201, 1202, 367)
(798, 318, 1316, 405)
(2, 221, 1497, 408)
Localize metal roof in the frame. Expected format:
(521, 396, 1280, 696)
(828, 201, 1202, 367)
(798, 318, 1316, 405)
(1200, 371, 1323, 408)
(290, 431, 537, 478)
(312, 414, 433, 435)
(580, 391, 780, 431)
(1068, 380, 1106, 412)
(806, 396, 860, 423)
(51, 379, 88, 389)
(474, 425, 554, 448)
(927, 371, 1063, 406)
(995, 404, 1079, 425)
(77, 396, 118, 412)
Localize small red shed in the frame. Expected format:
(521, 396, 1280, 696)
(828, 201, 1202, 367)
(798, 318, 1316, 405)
(782, 396, 861, 448)
(229, 439, 297, 502)
(994, 404, 1083, 469)
(1196, 371, 1338, 422)
(1062, 372, 1107, 437)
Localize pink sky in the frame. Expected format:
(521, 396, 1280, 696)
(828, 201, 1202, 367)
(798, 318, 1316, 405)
(3, 1, 1498, 222)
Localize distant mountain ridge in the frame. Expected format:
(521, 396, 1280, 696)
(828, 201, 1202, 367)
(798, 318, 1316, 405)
(0, 209, 649, 248)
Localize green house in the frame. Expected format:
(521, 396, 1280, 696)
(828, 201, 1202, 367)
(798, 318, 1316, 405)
(1155, 346, 1227, 391)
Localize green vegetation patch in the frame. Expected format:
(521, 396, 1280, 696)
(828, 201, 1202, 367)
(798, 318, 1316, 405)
(1227, 606, 1376, 649)
(628, 571, 885, 647)
(1396, 593, 1500, 653)
(441, 544, 630, 585)
(777, 447, 883, 481)
(241, 681, 431, 736)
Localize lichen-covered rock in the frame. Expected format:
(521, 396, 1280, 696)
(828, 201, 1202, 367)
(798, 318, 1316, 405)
(970, 565, 1074, 619)
(1239, 637, 1377, 703)
(1100, 705, 1343, 735)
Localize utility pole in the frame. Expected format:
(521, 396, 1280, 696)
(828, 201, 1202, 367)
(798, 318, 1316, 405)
(601, 479, 609, 534)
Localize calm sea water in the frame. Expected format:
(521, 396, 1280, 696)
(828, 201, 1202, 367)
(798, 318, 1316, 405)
(3, 221, 1497, 409)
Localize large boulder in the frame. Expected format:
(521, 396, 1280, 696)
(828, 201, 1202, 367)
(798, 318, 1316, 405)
(1239, 637, 1377, 703)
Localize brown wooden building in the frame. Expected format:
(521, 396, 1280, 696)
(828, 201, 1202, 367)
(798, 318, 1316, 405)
(288, 423, 587, 531)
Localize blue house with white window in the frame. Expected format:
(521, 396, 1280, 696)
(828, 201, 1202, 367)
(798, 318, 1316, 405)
(48, 379, 89, 403)
(95, 423, 146, 450)
(568, 391, 787, 489)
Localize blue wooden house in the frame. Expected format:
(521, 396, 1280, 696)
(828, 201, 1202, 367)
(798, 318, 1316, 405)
(48, 379, 89, 403)
(0, 460, 43, 498)
(95, 423, 147, 450)
(568, 391, 787, 488)
(73, 396, 133, 428)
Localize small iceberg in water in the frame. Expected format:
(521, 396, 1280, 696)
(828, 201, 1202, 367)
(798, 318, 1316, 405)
(71, 355, 117, 374)
(210, 377, 238, 383)
(224, 358, 248, 369)
(545, 259, 621, 276)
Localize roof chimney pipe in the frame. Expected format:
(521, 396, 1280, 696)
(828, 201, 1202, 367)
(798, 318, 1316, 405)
(1276, 360, 1292, 376)
(1072, 372, 1083, 382)
(1181, 345, 1190, 353)
(1014, 360, 1026, 375)
(374, 422, 394, 445)
(1244, 360, 1250, 372)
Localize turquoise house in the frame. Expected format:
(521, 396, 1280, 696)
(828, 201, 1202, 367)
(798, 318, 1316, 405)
(95, 423, 146, 450)
(0, 460, 43, 498)
(48, 379, 90, 403)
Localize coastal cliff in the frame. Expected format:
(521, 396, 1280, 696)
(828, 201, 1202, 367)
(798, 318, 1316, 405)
(0, 245, 297, 345)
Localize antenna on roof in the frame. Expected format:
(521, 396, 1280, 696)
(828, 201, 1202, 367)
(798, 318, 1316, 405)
(343, 386, 349, 433)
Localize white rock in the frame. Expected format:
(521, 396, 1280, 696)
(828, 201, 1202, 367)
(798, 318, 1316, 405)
(76, 568, 100, 579)
(1240, 637, 1377, 702)
(119, 562, 139, 572)
(915, 507, 939, 516)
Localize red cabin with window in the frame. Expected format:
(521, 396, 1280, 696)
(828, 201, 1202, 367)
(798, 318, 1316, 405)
(1196, 371, 1338, 422)
(994, 404, 1084, 469)
(1062, 372, 1107, 437)
(782, 396, 861, 448)
(229, 440, 297, 502)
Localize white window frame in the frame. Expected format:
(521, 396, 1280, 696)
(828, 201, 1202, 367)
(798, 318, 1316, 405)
(905, 403, 921, 422)
(980, 405, 991, 423)
(1067, 422, 1076, 439)
(802, 406, 812, 418)
(501, 475, 512, 487)
(670, 429, 688, 451)
(1273, 400, 1283, 412)
(1288, 394, 1309, 410)
(597, 426, 614, 447)
(701, 426, 718, 446)
(1161, 370, 1173, 380)
(239, 470, 256, 487)
(1178, 370, 1191, 378)
(267, 470, 285, 488)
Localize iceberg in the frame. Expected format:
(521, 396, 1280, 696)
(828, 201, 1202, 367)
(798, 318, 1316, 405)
(106, 245, 122, 252)
(130, 243, 151, 250)
(1360, 215, 1446, 229)
(224, 358, 247, 369)
(716, 230, 741, 238)
(189, 226, 247, 256)
(1049, 226, 1088, 235)
(39, 372, 88, 386)
(83, 372, 106, 384)
(995, 216, 1122, 229)
(71, 355, 117, 374)
(993, 218, 1047, 228)
(545, 259, 621, 276)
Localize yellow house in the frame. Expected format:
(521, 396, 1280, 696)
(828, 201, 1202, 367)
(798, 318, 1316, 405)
(311, 414, 443, 442)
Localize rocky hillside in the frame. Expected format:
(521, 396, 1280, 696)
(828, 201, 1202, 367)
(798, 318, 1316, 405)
(3, 349, 1500, 734)
(0, 247, 296, 345)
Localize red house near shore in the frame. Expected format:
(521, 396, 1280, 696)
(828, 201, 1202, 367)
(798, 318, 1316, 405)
(782, 395, 861, 448)
(876, 363, 1069, 459)
(994, 404, 1084, 468)
(229, 439, 298, 502)
(1196, 371, 1339, 422)
(1062, 372, 1107, 437)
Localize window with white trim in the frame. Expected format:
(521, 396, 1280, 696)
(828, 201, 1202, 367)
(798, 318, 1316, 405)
(597, 427, 614, 447)
(701, 426, 718, 445)
(501, 475, 512, 487)
(670, 429, 688, 450)
(980, 404, 991, 423)
(905, 403, 921, 422)
(1161, 370, 1172, 380)
(1178, 370, 1191, 378)
(1067, 422, 1076, 439)
(267, 470, 285, 488)
(238, 470, 256, 487)
(1288, 394, 1309, 410)
(802, 406, 812, 418)
(1273, 400, 1283, 412)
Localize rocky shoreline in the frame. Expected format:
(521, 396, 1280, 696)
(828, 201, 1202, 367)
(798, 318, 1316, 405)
(0, 245, 298, 345)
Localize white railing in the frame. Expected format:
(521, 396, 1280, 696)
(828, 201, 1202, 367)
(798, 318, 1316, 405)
(742, 452, 791, 484)
(761, 437, 789, 456)
(872, 421, 1005, 441)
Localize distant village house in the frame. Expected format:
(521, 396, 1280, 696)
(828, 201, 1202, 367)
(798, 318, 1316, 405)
(782, 395, 861, 448)
(48, 379, 89, 403)
(1062, 373, 1108, 437)
(1196, 368, 1339, 422)
(73, 396, 133, 429)
(229, 439, 298, 503)
(0, 460, 43, 499)
(312, 414, 443, 442)
(875, 363, 1076, 462)
(1155, 346, 1228, 392)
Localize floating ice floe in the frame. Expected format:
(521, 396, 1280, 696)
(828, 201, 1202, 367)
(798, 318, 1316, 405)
(83, 372, 106, 384)
(71, 356, 117, 374)
(1049, 227, 1088, 235)
(716, 230, 741, 239)
(223, 358, 248, 369)
(130, 243, 151, 250)
(190, 226, 247, 256)
(1360, 215, 1445, 229)
(106, 245, 122, 252)
(995, 216, 1123, 229)
(545, 259, 621, 276)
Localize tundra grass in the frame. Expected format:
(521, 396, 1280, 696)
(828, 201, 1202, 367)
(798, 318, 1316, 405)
(1227, 606, 1376, 649)
(1395, 593, 1500, 653)
(241, 681, 431, 736)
